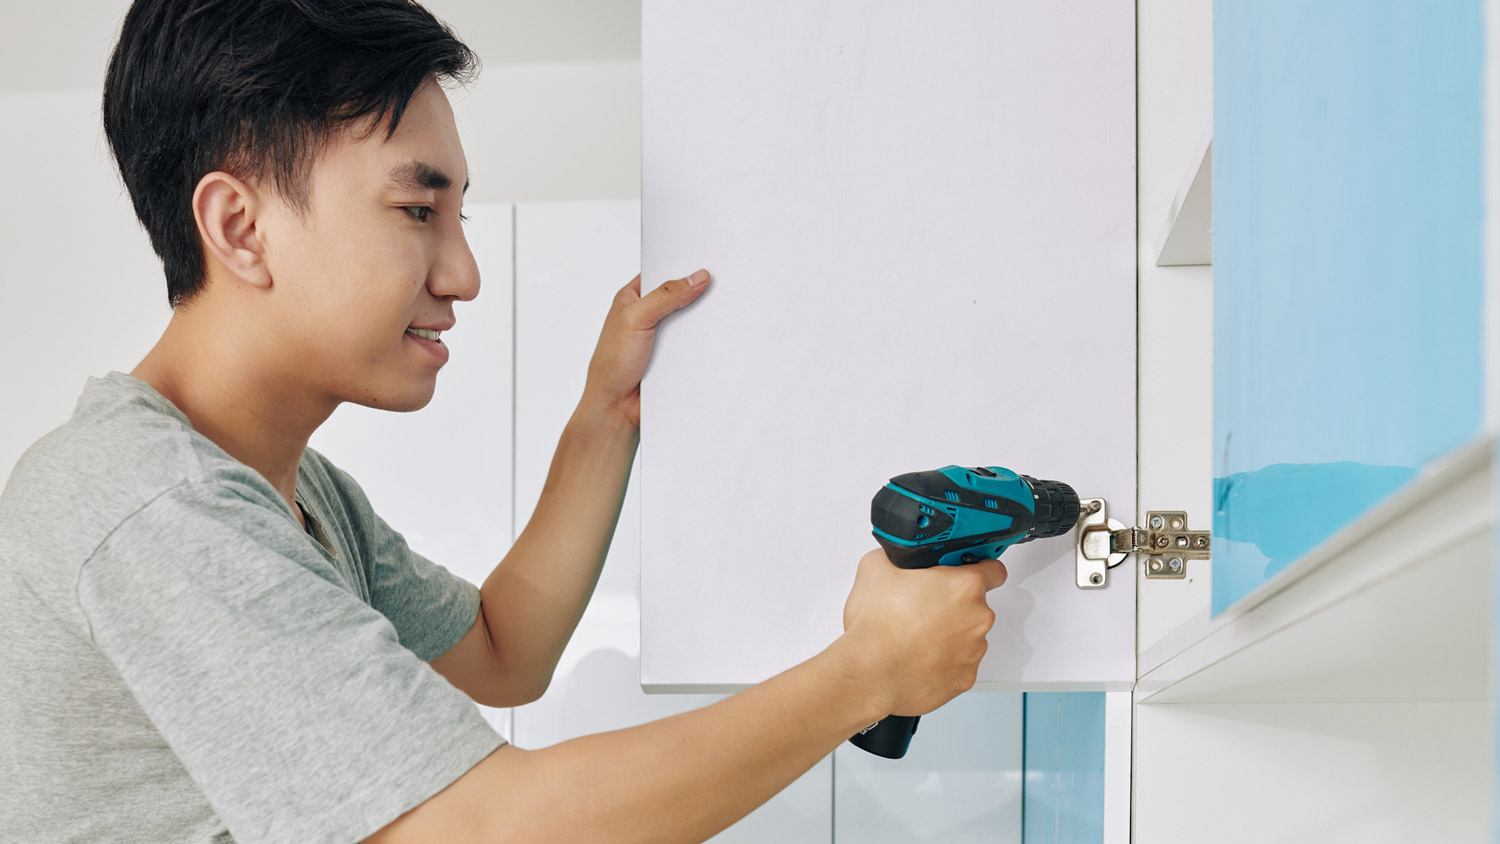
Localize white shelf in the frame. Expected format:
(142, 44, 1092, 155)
(1153, 130, 1212, 266)
(1137, 433, 1495, 703)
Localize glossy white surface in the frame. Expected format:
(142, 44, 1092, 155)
(1133, 701, 1491, 844)
(1138, 436, 1494, 704)
(1153, 133, 1212, 267)
(1135, 0, 1215, 658)
(640, 0, 1138, 692)
(1101, 692, 1131, 844)
(309, 202, 515, 738)
(507, 200, 832, 841)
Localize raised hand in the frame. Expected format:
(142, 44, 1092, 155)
(583, 269, 711, 427)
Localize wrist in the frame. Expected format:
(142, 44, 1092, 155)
(573, 388, 640, 439)
(816, 634, 896, 728)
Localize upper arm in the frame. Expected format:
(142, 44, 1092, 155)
(430, 604, 544, 707)
(365, 743, 530, 844)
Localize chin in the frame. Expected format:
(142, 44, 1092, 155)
(353, 377, 439, 413)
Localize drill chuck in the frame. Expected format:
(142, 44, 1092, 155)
(1020, 475, 1081, 540)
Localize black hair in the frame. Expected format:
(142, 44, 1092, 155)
(102, 0, 479, 308)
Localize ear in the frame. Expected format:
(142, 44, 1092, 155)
(191, 171, 271, 290)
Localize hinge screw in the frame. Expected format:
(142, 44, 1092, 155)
(1154, 535, 1170, 548)
(1149, 515, 1164, 529)
(1168, 557, 1183, 573)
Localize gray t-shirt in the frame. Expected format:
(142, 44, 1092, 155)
(0, 372, 505, 844)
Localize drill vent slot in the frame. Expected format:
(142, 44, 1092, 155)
(944, 490, 960, 502)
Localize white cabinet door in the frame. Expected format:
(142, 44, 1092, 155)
(640, 0, 1137, 691)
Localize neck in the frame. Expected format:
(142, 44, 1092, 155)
(131, 302, 338, 514)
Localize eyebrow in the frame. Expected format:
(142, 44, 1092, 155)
(387, 160, 470, 195)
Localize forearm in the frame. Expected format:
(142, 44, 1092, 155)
(478, 392, 637, 691)
(371, 548, 1005, 844)
(487, 637, 885, 843)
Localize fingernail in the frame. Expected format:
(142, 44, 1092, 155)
(687, 269, 708, 286)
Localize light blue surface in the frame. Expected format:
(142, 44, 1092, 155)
(1021, 693, 1104, 844)
(1212, 0, 1487, 615)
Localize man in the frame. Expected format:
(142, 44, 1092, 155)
(0, 0, 1005, 841)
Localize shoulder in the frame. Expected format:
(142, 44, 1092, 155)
(0, 373, 287, 590)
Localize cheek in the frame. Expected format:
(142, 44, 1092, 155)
(265, 211, 427, 355)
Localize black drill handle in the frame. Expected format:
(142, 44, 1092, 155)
(848, 714, 920, 758)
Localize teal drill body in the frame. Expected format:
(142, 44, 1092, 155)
(870, 465, 1080, 568)
(852, 465, 1081, 760)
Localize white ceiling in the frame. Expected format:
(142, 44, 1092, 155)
(0, 0, 641, 93)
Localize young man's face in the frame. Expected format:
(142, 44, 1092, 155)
(251, 75, 479, 413)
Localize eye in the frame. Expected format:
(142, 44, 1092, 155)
(402, 206, 435, 223)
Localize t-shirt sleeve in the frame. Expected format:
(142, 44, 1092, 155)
(76, 480, 505, 844)
(318, 460, 481, 663)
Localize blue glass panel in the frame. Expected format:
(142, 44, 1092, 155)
(1212, 0, 1486, 614)
(834, 693, 1023, 843)
(1021, 692, 1104, 844)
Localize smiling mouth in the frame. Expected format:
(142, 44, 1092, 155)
(406, 327, 443, 342)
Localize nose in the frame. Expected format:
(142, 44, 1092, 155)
(429, 220, 481, 302)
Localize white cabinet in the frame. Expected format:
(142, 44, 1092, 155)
(640, 0, 1138, 694)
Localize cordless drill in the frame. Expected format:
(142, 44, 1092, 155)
(849, 465, 1081, 759)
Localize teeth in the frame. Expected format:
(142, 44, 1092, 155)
(407, 328, 441, 341)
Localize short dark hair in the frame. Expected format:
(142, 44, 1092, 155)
(102, 0, 479, 308)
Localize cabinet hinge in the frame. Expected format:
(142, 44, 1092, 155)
(1074, 500, 1209, 588)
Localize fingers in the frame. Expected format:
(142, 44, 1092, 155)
(968, 558, 1008, 591)
(627, 269, 711, 329)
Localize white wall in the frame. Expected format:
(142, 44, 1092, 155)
(0, 87, 170, 478)
(449, 62, 641, 204)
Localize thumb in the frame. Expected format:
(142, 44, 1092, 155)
(968, 558, 1008, 591)
(629, 269, 711, 328)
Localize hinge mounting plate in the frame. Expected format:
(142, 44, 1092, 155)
(1075, 501, 1210, 587)
(1075, 498, 1126, 588)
